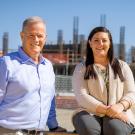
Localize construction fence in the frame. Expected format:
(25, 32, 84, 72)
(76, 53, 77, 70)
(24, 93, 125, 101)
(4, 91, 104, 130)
(55, 75, 73, 93)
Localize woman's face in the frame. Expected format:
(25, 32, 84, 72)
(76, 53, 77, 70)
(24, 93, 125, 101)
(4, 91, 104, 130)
(89, 32, 110, 58)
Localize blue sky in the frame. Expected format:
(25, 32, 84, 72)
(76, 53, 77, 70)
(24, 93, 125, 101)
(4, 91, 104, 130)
(0, 0, 135, 52)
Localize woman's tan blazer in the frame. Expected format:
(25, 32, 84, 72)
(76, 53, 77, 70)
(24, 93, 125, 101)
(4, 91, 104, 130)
(72, 60, 135, 126)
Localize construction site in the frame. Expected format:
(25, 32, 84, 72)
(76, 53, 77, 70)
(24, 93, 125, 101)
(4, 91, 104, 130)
(0, 15, 135, 134)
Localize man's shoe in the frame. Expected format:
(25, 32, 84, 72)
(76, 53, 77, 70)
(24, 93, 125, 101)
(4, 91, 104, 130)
(49, 126, 67, 132)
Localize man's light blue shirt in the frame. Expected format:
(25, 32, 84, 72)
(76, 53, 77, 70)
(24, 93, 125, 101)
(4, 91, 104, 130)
(0, 47, 55, 130)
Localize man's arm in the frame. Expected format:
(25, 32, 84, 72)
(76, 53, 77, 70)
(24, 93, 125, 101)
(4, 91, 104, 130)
(0, 57, 8, 104)
(47, 96, 67, 132)
(47, 97, 58, 129)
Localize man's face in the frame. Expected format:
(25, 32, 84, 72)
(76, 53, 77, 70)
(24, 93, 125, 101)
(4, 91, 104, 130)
(20, 22, 46, 57)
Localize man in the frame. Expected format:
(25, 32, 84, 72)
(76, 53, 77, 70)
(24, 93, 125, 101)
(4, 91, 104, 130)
(0, 16, 66, 135)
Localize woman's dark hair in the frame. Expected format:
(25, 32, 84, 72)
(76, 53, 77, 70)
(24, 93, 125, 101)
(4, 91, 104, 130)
(84, 26, 124, 82)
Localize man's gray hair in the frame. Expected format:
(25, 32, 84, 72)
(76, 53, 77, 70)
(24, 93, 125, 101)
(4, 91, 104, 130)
(22, 16, 46, 31)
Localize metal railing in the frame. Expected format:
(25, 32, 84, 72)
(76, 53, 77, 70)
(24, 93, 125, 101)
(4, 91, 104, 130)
(55, 75, 73, 93)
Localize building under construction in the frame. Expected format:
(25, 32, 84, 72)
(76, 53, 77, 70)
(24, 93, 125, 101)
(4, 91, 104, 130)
(1, 16, 134, 76)
(43, 40, 86, 75)
(42, 16, 86, 75)
(118, 26, 126, 61)
(2, 32, 9, 56)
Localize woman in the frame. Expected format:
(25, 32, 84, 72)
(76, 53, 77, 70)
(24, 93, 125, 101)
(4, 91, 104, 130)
(72, 26, 135, 135)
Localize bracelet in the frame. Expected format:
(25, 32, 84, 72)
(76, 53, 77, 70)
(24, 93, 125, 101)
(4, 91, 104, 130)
(120, 101, 126, 111)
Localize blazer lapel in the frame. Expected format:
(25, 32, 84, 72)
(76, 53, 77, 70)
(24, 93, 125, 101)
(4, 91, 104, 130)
(108, 64, 117, 105)
(93, 65, 105, 94)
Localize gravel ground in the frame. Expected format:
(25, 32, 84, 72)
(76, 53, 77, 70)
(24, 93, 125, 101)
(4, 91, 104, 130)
(56, 108, 75, 132)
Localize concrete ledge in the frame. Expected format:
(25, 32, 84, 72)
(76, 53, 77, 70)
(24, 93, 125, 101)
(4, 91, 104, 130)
(45, 132, 78, 135)
(56, 96, 78, 109)
(45, 131, 135, 135)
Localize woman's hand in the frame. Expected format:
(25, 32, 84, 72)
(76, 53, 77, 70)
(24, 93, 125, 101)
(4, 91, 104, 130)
(96, 103, 129, 123)
(106, 103, 124, 118)
(96, 104, 109, 115)
(106, 103, 129, 123)
(116, 112, 129, 123)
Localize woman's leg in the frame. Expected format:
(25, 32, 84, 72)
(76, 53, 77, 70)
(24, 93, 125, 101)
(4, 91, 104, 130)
(72, 111, 102, 135)
(103, 116, 134, 135)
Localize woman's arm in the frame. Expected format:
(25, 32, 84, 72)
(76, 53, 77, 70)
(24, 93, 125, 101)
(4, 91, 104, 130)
(72, 63, 108, 114)
(120, 61, 135, 107)
(106, 61, 135, 122)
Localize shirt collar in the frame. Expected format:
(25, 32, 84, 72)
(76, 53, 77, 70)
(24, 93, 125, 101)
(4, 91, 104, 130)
(18, 47, 46, 65)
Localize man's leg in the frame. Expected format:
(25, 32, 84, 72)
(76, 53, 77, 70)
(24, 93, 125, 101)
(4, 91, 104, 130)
(0, 127, 27, 135)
